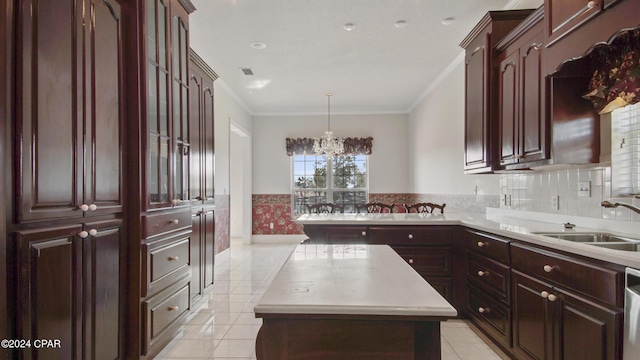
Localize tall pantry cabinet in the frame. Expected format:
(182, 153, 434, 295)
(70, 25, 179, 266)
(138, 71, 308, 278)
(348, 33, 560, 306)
(8, 0, 126, 358)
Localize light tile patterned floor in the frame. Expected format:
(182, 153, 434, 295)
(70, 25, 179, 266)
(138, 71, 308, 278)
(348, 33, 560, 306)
(154, 239, 509, 359)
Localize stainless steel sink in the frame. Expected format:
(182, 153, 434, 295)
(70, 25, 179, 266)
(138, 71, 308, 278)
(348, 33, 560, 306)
(533, 232, 640, 251)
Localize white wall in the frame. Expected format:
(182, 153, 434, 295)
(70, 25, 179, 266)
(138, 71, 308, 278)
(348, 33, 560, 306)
(253, 114, 410, 194)
(214, 81, 253, 198)
(408, 59, 500, 196)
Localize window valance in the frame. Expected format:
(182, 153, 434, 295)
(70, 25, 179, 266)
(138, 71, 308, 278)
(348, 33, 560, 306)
(285, 137, 373, 156)
(584, 28, 640, 114)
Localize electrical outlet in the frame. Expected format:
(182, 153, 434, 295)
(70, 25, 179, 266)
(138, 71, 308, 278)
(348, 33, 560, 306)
(578, 181, 591, 197)
(551, 195, 559, 210)
(269, 222, 274, 230)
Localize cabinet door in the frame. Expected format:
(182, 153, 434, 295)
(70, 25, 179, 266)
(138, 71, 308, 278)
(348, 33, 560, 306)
(203, 86, 215, 202)
(464, 37, 489, 171)
(190, 211, 202, 299)
(85, 0, 124, 215)
(519, 29, 546, 162)
(146, 0, 172, 208)
(17, 225, 83, 360)
(499, 50, 519, 166)
(545, 0, 602, 46)
(17, 0, 83, 222)
(555, 287, 621, 360)
(171, 3, 190, 203)
(82, 219, 123, 360)
(512, 271, 553, 360)
(188, 71, 202, 201)
(202, 209, 215, 288)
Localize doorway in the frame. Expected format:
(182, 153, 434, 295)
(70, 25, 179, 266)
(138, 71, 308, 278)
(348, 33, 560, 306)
(230, 121, 252, 244)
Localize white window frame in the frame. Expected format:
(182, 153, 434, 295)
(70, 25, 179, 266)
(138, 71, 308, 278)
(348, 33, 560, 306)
(291, 154, 369, 216)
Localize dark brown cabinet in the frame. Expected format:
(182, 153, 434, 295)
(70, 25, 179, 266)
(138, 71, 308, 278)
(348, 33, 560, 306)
(10, 0, 125, 358)
(460, 10, 535, 173)
(190, 208, 215, 300)
(16, 220, 123, 360)
(462, 229, 512, 350)
(497, 9, 548, 168)
(544, 0, 603, 46)
(511, 243, 623, 360)
(16, 0, 124, 222)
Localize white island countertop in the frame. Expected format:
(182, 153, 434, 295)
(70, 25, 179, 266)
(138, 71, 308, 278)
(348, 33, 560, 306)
(254, 244, 457, 318)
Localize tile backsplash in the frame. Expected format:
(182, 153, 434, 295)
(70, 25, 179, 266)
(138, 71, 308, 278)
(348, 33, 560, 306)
(500, 164, 640, 222)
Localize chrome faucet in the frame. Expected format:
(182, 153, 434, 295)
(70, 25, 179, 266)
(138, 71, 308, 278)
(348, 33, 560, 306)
(601, 200, 640, 215)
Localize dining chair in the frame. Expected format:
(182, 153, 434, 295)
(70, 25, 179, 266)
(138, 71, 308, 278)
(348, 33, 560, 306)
(356, 202, 394, 213)
(403, 202, 446, 214)
(306, 203, 345, 214)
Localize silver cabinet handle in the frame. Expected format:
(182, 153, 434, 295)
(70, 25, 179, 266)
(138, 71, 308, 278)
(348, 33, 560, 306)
(171, 219, 179, 225)
(168, 256, 179, 261)
(408, 259, 414, 264)
(547, 294, 558, 302)
(408, 234, 413, 239)
(477, 241, 487, 247)
(168, 306, 179, 311)
(478, 270, 488, 277)
(543, 265, 554, 273)
(478, 307, 489, 313)
(79, 231, 89, 238)
(361, 231, 366, 236)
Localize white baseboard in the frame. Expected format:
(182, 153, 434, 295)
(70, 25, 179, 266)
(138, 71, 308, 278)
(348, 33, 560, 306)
(251, 234, 307, 243)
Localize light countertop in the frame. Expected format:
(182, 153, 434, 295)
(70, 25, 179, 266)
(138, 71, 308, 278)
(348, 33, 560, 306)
(295, 210, 640, 269)
(254, 244, 458, 318)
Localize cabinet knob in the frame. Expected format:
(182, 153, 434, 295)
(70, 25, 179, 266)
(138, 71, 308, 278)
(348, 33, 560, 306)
(540, 291, 549, 298)
(547, 294, 558, 302)
(171, 199, 181, 205)
(478, 270, 488, 277)
(88, 229, 98, 236)
(171, 219, 179, 225)
(361, 231, 366, 236)
(543, 265, 554, 273)
(408, 259, 414, 264)
(79, 204, 89, 211)
(587, 0, 596, 9)
(79, 230, 89, 238)
(408, 234, 413, 239)
(478, 307, 489, 313)
(168, 256, 179, 261)
(88, 204, 97, 211)
(168, 306, 179, 311)
(477, 241, 487, 247)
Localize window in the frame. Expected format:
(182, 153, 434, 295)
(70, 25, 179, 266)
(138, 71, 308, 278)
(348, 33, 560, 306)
(612, 102, 640, 197)
(292, 154, 368, 215)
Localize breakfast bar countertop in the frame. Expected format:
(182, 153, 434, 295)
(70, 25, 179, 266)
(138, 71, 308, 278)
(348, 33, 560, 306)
(295, 210, 640, 269)
(254, 244, 457, 318)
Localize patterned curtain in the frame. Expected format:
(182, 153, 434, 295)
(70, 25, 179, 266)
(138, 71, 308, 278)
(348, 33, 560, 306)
(285, 137, 373, 156)
(583, 28, 640, 114)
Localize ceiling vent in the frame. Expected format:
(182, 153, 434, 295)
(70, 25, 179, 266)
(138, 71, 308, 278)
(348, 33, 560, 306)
(240, 67, 254, 76)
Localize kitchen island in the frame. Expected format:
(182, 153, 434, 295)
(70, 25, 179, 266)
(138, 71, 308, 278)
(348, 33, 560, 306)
(254, 244, 457, 359)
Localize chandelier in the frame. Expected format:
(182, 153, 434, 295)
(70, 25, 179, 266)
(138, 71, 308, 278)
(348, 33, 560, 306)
(313, 92, 345, 157)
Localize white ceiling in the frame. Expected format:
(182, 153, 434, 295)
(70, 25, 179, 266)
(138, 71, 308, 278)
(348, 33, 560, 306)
(189, 0, 543, 115)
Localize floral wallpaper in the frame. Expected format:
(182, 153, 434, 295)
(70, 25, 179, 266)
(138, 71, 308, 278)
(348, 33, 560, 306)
(252, 193, 499, 235)
(215, 194, 230, 254)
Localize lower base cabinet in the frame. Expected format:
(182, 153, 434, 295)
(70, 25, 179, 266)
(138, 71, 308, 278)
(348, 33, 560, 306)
(16, 220, 123, 360)
(512, 270, 622, 360)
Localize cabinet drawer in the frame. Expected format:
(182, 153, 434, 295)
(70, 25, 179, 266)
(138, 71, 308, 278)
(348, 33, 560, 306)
(392, 245, 452, 276)
(467, 284, 512, 349)
(511, 243, 623, 307)
(425, 277, 453, 303)
(466, 250, 511, 304)
(368, 226, 452, 245)
(463, 229, 510, 264)
(143, 208, 192, 239)
(142, 282, 190, 354)
(142, 235, 191, 297)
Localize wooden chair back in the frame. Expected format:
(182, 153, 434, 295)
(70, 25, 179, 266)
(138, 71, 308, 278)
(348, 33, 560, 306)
(403, 202, 446, 214)
(356, 202, 394, 213)
(306, 203, 345, 214)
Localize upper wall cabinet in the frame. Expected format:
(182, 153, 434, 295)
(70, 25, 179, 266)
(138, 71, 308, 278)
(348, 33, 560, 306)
(460, 10, 535, 174)
(496, 8, 549, 169)
(145, 0, 193, 210)
(16, 0, 124, 222)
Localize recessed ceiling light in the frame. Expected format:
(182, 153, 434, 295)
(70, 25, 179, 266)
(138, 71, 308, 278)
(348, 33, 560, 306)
(394, 20, 407, 28)
(343, 23, 356, 31)
(250, 41, 267, 50)
(441, 17, 455, 25)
